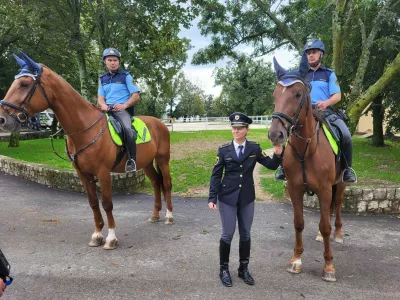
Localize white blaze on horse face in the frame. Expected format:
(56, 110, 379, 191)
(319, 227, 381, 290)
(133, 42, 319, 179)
(282, 87, 287, 94)
(106, 228, 117, 242)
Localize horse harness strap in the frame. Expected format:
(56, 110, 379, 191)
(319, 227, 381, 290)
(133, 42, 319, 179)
(65, 116, 108, 183)
(288, 121, 320, 196)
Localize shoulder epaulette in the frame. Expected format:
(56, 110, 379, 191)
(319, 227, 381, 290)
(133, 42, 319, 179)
(100, 72, 109, 79)
(320, 66, 334, 73)
(219, 143, 230, 149)
(119, 70, 130, 75)
(247, 141, 258, 145)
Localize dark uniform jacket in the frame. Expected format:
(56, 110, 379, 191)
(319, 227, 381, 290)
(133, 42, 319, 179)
(208, 140, 281, 207)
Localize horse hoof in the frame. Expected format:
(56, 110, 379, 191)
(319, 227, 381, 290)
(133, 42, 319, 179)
(165, 217, 174, 225)
(148, 216, 160, 223)
(103, 239, 118, 250)
(334, 236, 344, 244)
(287, 262, 302, 274)
(88, 236, 103, 247)
(322, 271, 337, 282)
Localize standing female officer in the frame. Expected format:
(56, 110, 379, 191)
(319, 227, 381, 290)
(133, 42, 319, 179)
(208, 112, 283, 287)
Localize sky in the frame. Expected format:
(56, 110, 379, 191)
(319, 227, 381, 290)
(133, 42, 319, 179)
(178, 17, 298, 97)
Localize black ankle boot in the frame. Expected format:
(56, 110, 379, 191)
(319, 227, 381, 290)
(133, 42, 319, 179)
(220, 265, 232, 287)
(342, 168, 356, 183)
(125, 158, 137, 172)
(238, 240, 254, 285)
(219, 239, 232, 287)
(275, 166, 286, 181)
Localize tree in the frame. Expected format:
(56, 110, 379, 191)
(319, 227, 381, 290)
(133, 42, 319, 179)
(192, 0, 400, 134)
(214, 55, 276, 115)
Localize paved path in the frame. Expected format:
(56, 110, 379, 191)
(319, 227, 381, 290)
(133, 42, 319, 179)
(0, 172, 399, 300)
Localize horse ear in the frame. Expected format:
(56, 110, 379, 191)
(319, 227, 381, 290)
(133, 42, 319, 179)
(273, 56, 287, 79)
(13, 54, 27, 69)
(19, 52, 42, 72)
(298, 52, 309, 79)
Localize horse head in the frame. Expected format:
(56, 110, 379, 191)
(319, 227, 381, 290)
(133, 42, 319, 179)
(268, 53, 311, 146)
(0, 53, 52, 132)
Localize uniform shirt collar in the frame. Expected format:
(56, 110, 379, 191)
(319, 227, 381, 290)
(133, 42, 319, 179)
(233, 140, 246, 151)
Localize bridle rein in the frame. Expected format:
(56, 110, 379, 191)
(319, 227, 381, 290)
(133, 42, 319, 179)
(271, 76, 320, 195)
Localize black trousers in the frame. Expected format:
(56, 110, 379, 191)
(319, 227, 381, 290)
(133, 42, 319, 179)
(112, 110, 136, 160)
(219, 201, 255, 244)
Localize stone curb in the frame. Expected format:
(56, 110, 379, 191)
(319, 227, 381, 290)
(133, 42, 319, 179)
(302, 186, 400, 214)
(0, 155, 145, 194)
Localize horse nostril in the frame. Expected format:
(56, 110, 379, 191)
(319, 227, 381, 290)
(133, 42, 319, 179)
(279, 131, 284, 139)
(0, 117, 6, 126)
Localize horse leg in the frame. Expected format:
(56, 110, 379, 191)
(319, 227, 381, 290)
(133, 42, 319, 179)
(318, 188, 336, 282)
(76, 171, 104, 247)
(287, 187, 305, 274)
(156, 159, 173, 225)
(97, 171, 118, 250)
(333, 183, 346, 244)
(143, 163, 162, 223)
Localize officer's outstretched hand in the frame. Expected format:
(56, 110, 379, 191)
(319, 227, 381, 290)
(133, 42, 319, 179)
(208, 202, 217, 210)
(273, 145, 283, 156)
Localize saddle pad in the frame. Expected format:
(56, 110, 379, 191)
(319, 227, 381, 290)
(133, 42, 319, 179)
(107, 115, 151, 146)
(322, 123, 339, 155)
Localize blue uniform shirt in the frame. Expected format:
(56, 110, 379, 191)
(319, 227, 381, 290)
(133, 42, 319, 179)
(98, 70, 141, 105)
(305, 66, 340, 104)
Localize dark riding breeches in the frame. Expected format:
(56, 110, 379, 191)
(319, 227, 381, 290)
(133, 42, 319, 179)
(112, 110, 136, 160)
(219, 201, 255, 244)
(325, 114, 353, 167)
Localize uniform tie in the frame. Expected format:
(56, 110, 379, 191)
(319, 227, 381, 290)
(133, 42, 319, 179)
(238, 145, 244, 159)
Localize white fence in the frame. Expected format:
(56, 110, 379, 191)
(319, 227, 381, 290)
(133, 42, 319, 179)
(162, 116, 271, 132)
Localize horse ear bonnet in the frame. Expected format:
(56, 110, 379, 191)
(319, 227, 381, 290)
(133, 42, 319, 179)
(13, 52, 43, 78)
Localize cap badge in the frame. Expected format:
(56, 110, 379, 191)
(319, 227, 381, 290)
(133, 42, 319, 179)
(307, 41, 312, 46)
(110, 50, 115, 54)
(235, 115, 240, 120)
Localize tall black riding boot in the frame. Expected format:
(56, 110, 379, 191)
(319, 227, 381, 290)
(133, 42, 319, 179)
(219, 239, 232, 287)
(125, 131, 137, 173)
(341, 141, 357, 183)
(238, 239, 254, 285)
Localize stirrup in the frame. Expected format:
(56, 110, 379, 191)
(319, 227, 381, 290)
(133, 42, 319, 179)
(125, 159, 137, 173)
(342, 167, 357, 184)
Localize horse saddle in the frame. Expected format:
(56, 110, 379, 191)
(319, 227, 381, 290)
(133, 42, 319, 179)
(106, 113, 151, 146)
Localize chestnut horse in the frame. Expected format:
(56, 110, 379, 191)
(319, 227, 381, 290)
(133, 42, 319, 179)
(0, 53, 173, 250)
(268, 53, 346, 282)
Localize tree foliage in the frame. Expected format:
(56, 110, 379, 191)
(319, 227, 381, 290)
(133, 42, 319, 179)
(214, 55, 276, 115)
(192, 0, 400, 134)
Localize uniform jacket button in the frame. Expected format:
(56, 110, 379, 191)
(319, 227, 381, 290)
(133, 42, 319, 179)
(239, 184, 242, 187)
(240, 175, 243, 177)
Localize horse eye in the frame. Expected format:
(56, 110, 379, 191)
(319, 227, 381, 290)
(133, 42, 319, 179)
(295, 92, 302, 99)
(19, 82, 30, 88)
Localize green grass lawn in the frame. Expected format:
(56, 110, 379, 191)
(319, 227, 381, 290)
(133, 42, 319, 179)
(0, 131, 399, 199)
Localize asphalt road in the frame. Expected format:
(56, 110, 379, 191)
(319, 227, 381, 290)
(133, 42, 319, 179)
(0, 172, 399, 300)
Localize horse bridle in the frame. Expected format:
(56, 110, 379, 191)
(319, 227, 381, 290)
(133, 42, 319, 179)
(0, 73, 51, 125)
(0, 72, 106, 183)
(271, 75, 320, 196)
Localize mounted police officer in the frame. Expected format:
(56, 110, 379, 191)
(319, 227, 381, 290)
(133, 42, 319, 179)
(275, 39, 357, 183)
(98, 48, 141, 172)
(208, 112, 283, 287)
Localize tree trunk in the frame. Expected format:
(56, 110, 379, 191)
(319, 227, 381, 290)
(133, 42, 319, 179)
(371, 95, 384, 147)
(8, 131, 20, 148)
